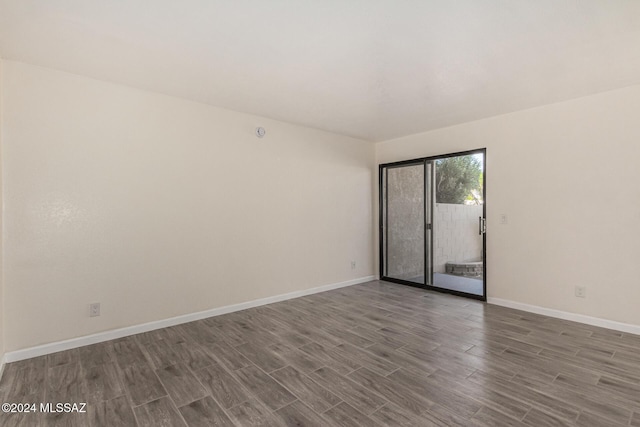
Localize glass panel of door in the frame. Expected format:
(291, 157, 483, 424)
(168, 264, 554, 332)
(382, 162, 426, 285)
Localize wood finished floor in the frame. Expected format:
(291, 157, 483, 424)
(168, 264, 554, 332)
(1, 280, 640, 426)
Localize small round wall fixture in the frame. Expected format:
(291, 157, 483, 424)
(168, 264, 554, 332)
(255, 127, 266, 138)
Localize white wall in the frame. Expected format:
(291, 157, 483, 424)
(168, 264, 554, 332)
(0, 59, 4, 367)
(377, 85, 640, 326)
(1, 61, 375, 352)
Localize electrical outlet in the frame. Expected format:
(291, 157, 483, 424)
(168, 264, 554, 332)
(351, 261, 356, 269)
(89, 303, 101, 317)
(575, 286, 586, 298)
(500, 214, 508, 225)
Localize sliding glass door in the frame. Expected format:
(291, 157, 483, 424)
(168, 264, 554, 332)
(380, 149, 486, 300)
(381, 161, 427, 285)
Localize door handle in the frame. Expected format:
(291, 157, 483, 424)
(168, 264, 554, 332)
(479, 217, 486, 235)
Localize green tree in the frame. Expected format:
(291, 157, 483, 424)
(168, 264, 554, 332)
(435, 156, 482, 204)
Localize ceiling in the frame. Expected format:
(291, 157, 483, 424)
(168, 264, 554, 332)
(1, 1, 639, 142)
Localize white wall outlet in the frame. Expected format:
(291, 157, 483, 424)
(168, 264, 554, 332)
(575, 286, 586, 298)
(351, 261, 356, 269)
(500, 214, 508, 225)
(89, 303, 101, 317)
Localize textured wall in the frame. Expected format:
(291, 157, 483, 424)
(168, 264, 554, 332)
(385, 165, 424, 280)
(434, 204, 483, 273)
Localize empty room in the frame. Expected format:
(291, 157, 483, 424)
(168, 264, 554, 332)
(1, 1, 640, 426)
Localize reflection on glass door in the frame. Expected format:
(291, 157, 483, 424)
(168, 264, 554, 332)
(380, 150, 485, 300)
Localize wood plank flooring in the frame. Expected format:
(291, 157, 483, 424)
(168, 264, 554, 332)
(1, 280, 639, 426)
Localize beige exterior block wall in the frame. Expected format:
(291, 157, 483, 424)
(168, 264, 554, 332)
(434, 204, 483, 273)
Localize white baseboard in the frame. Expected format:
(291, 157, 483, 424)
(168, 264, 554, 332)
(0, 354, 5, 382)
(488, 297, 640, 336)
(5, 276, 375, 363)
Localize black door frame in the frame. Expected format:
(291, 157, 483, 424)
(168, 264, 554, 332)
(379, 148, 487, 301)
